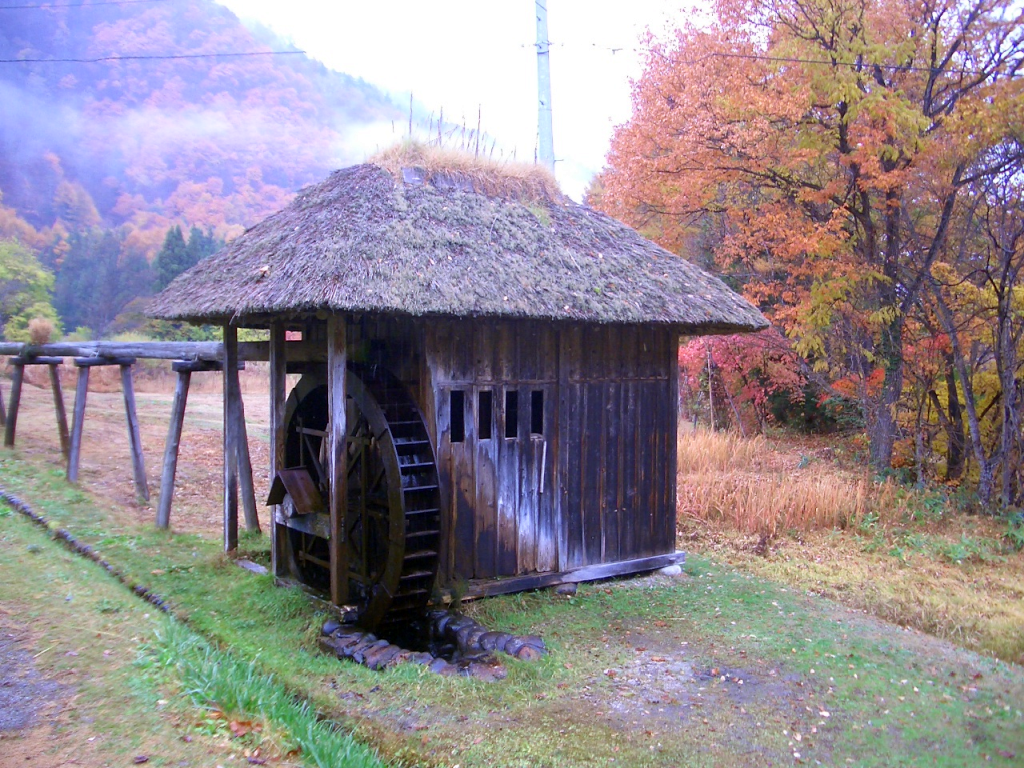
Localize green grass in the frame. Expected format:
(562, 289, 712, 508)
(2, 449, 1024, 767)
(0, 455, 386, 768)
(1, 498, 225, 766)
(139, 623, 385, 768)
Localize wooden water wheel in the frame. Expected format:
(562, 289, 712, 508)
(281, 364, 441, 631)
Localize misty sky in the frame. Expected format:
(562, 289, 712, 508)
(216, 0, 689, 199)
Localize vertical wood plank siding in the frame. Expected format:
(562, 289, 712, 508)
(425, 319, 677, 583)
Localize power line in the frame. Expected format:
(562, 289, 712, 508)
(662, 48, 1023, 78)
(0, 0, 167, 8)
(0, 50, 305, 63)
(520, 41, 1021, 79)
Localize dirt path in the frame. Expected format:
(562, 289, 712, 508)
(0, 619, 73, 766)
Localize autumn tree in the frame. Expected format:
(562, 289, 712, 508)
(600, 0, 1024, 470)
(0, 238, 61, 341)
(678, 329, 807, 433)
(927, 173, 1024, 506)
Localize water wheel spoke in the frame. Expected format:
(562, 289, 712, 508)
(299, 432, 326, 488)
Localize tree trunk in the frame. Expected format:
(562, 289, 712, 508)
(867, 333, 903, 470)
(944, 362, 966, 481)
(978, 459, 996, 508)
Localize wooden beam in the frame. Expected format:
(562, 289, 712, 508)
(668, 332, 680, 548)
(0, 340, 323, 364)
(0, 341, 223, 361)
(67, 366, 90, 483)
(171, 360, 222, 374)
(48, 364, 70, 460)
(232, 369, 260, 532)
(120, 364, 149, 502)
(223, 325, 240, 551)
(3, 360, 24, 448)
(75, 356, 136, 367)
(463, 552, 687, 598)
(157, 370, 191, 529)
(327, 315, 348, 605)
(8, 356, 65, 365)
(269, 321, 288, 577)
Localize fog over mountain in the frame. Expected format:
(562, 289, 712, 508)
(0, 0, 403, 257)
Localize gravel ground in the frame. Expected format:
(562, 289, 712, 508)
(0, 625, 65, 733)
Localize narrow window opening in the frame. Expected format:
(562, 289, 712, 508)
(450, 390, 465, 443)
(504, 390, 518, 439)
(478, 390, 493, 440)
(530, 390, 544, 436)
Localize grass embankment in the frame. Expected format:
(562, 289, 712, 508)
(3, 449, 1023, 767)
(678, 429, 1024, 664)
(0, 481, 386, 768)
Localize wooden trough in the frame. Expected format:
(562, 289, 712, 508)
(0, 340, 264, 547)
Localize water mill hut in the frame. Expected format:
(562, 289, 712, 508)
(148, 146, 768, 631)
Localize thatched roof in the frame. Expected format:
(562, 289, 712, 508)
(148, 161, 767, 332)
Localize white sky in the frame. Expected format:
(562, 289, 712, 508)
(215, 1, 688, 199)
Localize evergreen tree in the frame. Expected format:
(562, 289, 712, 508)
(185, 225, 221, 266)
(154, 225, 190, 291)
(53, 229, 153, 336)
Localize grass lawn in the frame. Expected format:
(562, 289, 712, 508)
(2, 446, 1023, 768)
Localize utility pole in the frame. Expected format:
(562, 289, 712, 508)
(535, 0, 555, 171)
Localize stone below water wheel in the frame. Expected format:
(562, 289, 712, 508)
(282, 363, 441, 631)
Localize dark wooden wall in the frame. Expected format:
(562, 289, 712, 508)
(423, 319, 678, 584)
(556, 325, 677, 571)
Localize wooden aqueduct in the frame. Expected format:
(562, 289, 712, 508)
(2, 154, 766, 633)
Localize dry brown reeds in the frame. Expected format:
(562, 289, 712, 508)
(28, 317, 55, 345)
(676, 429, 769, 473)
(677, 429, 871, 535)
(371, 140, 562, 202)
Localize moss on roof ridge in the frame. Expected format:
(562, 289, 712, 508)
(371, 140, 562, 202)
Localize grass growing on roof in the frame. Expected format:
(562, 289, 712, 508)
(371, 139, 562, 201)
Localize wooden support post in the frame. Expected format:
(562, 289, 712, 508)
(48, 364, 70, 460)
(3, 360, 24, 448)
(67, 366, 90, 482)
(232, 366, 260, 532)
(327, 315, 348, 605)
(223, 325, 240, 552)
(269, 322, 289, 578)
(157, 368, 191, 529)
(0, 377, 7, 428)
(119, 364, 149, 502)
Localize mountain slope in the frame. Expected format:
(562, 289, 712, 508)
(0, 0, 402, 257)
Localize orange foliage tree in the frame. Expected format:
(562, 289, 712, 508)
(598, 0, 1023, 470)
